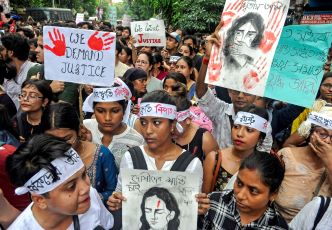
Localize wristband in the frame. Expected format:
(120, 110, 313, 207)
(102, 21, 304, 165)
(202, 57, 209, 65)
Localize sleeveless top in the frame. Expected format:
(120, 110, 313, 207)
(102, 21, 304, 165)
(213, 151, 233, 191)
(176, 127, 207, 162)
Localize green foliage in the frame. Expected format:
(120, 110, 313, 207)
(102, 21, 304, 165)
(123, 0, 225, 33)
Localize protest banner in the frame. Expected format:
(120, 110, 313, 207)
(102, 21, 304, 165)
(206, 0, 290, 97)
(43, 26, 116, 86)
(75, 13, 85, 24)
(264, 24, 332, 108)
(130, 20, 166, 47)
(122, 169, 199, 230)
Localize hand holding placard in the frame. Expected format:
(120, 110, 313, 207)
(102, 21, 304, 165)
(88, 31, 115, 51)
(44, 28, 66, 56)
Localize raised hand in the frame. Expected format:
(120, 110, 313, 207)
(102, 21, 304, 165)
(44, 28, 66, 56)
(243, 57, 267, 90)
(259, 5, 286, 53)
(221, 0, 244, 27)
(88, 31, 115, 51)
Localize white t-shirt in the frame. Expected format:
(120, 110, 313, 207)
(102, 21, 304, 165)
(290, 196, 332, 230)
(115, 145, 203, 192)
(83, 119, 145, 168)
(8, 187, 114, 230)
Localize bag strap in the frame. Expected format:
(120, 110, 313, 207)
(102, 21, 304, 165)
(210, 150, 222, 192)
(312, 196, 331, 230)
(170, 150, 195, 171)
(312, 170, 327, 199)
(128, 146, 148, 170)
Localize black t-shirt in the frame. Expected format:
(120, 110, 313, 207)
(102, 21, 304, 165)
(13, 112, 44, 143)
(0, 93, 17, 118)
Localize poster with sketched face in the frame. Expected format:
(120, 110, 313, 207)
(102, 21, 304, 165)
(122, 169, 199, 230)
(206, 0, 289, 97)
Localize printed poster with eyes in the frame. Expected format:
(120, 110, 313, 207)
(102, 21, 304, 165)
(122, 169, 199, 230)
(43, 26, 116, 86)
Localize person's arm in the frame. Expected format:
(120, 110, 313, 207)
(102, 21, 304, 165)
(202, 131, 219, 157)
(202, 151, 217, 193)
(99, 146, 118, 205)
(196, 22, 222, 99)
(0, 188, 21, 229)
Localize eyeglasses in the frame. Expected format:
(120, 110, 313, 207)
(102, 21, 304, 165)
(314, 129, 332, 142)
(321, 83, 332, 90)
(18, 93, 43, 101)
(135, 60, 148, 65)
(229, 89, 252, 96)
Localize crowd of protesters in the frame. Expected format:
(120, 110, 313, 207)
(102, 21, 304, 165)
(0, 7, 332, 230)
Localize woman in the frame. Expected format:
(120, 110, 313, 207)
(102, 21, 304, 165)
(135, 51, 163, 92)
(14, 79, 53, 143)
(275, 108, 332, 222)
(203, 106, 270, 193)
(151, 53, 168, 81)
(202, 151, 288, 229)
(123, 67, 148, 105)
(179, 44, 193, 57)
(171, 85, 218, 162)
(119, 46, 134, 67)
(162, 72, 187, 94)
(107, 90, 209, 217)
(175, 56, 196, 100)
(82, 81, 145, 169)
(284, 72, 332, 147)
(140, 187, 180, 230)
(43, 102, 117, 205)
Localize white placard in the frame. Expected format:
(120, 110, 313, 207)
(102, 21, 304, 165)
(206, 0, 289, 97)
(130, 20, 166, 47)
(75, 13, 85, 24)
(44, 26, 116, 86)
(122, 169, 199, 230)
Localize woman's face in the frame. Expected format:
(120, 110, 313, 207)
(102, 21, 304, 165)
(144, 195, 174, 229)
(234, 168, 274, 219)
(311, 126, 332, 145)
(175, 59, 192, 79)
(135, 53, 151, 73)
(234, 22, 257, 47)
(163, 78, 177, 94)
(179, 45, 190, 57)
(19, 84, 48, 113)
(319, 77, 332, 103)
(94, 101, 124, 134)
(172, 119, 191, 139)
(139, 116, 174, 150)
(133, 78, 147, 93)
(231, 124, 261, 151)
(119, 49, 130, 64)
(46, 128, 78, 147)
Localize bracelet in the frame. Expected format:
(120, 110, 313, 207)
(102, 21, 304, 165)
(202, 57, 210, 65)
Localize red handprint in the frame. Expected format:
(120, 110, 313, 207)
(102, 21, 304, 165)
(259, 5, 286, 54)
(243, 57, 267, 90)
(221, 0, 244, 27)
(88, 31, 115, 51)
(44, 28, 66, 56)
(208, 46, 223, 82)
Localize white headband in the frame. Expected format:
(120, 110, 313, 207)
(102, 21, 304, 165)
(234, 111, 268, 133)
(15, 148, 84, 195)
(139, 102, 177, 119)
(82, 79, 132, 123)
(308, 111, 332, 130)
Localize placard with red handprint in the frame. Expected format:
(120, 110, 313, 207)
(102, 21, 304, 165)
(43, 26, 116, 86)
(206, 0, 289, 97)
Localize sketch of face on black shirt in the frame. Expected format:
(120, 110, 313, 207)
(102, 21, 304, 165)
(144, 195, 175, 230)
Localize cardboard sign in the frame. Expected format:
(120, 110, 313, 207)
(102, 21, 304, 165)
(264, 24, 332, 108)
(130, 20, 166, 47)
(75, 13, 85, 24)
(206, 0, 289, 97)
(43, 26, 116, 86)
(122, 169, 199, 230)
